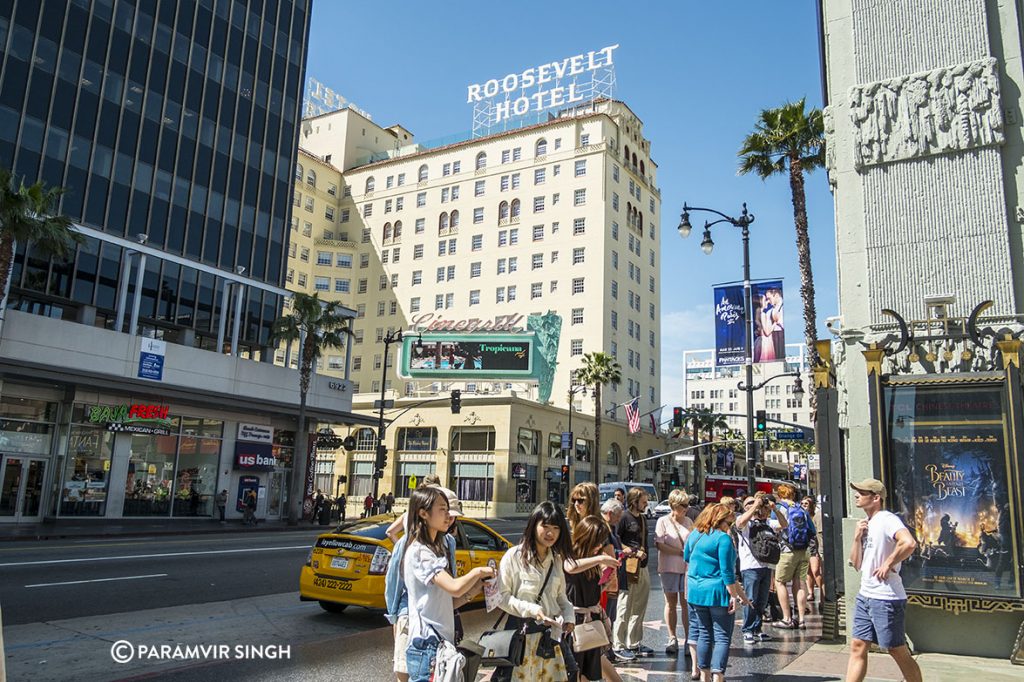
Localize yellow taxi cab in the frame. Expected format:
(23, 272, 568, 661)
(299, 513, 512, 613)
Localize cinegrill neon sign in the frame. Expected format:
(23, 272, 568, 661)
(467, 45, 619, 124)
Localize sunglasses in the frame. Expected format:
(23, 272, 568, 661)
(572, 498, 587, 504)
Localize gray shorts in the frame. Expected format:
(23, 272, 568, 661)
(660, 571, 685, 593)
(852, 594, 907, 649)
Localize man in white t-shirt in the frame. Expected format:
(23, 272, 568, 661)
(845, 478, 922, 682)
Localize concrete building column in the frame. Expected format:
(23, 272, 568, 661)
(104, 432, 134, 518)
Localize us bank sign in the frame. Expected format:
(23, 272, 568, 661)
(468, 44, 619, 137)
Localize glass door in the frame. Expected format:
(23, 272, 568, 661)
(268, 472, 282, 518)
(0, 457, 47, 521)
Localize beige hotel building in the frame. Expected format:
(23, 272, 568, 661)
(284, 100, 675, 517)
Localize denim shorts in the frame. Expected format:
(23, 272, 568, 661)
(852, 595, 907, 649)
(406, 637, 439, 682)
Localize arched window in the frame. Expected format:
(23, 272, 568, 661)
(295, 163, 303, 180)
(624, 145, 630, 163)
(383, 222, 392, 240)
(475, 152, 487, 170)
(306, 169, 316, 187)
(354, 428, 377, 451)
(640, 160, 646, 176)
(626, 202, 632, 220)
(631, 152, 637, 169)
(638, 211, 643, 235)
(450, 209, 459, 227)
(439, 212, 449, 231)
(418, 164, 428, 182)
(535, 138, 547, 157)
(498, 201, 509, 220)
(393, 220, 402, 238)
(365, 177, 375, 192)
(510, 199, 520, 218)
(607, 442, 621, 466)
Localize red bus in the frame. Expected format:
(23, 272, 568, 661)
(703, 474, 798, 505)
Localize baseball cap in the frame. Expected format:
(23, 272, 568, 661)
(850, 478, 886, 498)
(437, 485, 463, 516)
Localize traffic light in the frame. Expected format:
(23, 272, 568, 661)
(450, 389, 461, 414)
(672, 406, 684, 428)
(560, 464, 570, 483)
(670, 467, 680, 487)
(628, 463, 636, 480)
(654, 458, 662, 473)
(755, 409, 767, 432)
(375, 444, 388, 477)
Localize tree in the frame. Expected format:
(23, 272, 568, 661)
(684, 407, 729, 486)
(575, 351, 621, 484)
(738, 98, 825, 410)
(272, 292, 351, 525)
(0, 168, 82, 317)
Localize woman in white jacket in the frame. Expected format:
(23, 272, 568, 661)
(497, 501, 576, 681)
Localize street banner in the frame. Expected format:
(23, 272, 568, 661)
(751, 280, 784, 364)
(713, 281, 785, 366)
(713, 284, 745, 367)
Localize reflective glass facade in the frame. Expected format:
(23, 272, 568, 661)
(0, 0, 310, 352)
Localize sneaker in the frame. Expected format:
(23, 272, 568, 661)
(743, 633, 758, 644)
(612, 649, 636, 662)
(633, 644, 655, 657)
(758, 632, 773, 641)
(665, 639, 679, 654)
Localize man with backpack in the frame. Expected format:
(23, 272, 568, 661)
(773, 483, 812, 629)
(736, 492, 783, 643)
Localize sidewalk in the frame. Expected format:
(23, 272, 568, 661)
(0, 517, 331, 541)
(768, 641, 1023, 681)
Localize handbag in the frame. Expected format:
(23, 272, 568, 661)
(624, 556, 640, 583)
(572, 616, 611, 652)
(476, 560, 555, 667)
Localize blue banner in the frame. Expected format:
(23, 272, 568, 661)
(713, 285, 746, 367)
(714, 281, 784, 366)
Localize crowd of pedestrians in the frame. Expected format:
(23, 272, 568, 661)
(383, 479, 847, 682)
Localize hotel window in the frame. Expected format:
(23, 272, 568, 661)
(475, 152, 487, 170)
(435, 294, 444, 310)
(314, 276, 330, 291)
(573, 218, 586, 235)
(498, 231, 508, 247)
(448, 238, 457, 254)
(497, 258, 506, 275)
(512, 147, 522, 161)
(380, 275, 388, 290)
(412, 270, 422, 285)
(475, 180, 485, 196)
(509, 228, 519, 245)
(317, 251, 332, 266)
(341, 209, 350, 223)
(298, 273, 307, 287)
(612, 251, 618, 269)
(580, 133, 590, 146)
(575, 160, 586, 177)
(510, 199, 521, 218)
(445, 292, 454, 308)
(417, 192, 426, 207)
(324, 230, 334, 240)
(392, 248, 401, 263)
(649, 197, 655, 212)
(508, 256, 518, 272)
(304, 196, 314, 213)
(649, 275, 655, 293)
(447, 265, 456, 281)
(612, 193, 619, 211)
(501, 150, 510, 164)
(303, 222, 313, 237)
(363, 203, 372, 217)
(611, 222, 619, 240)
(649, 302, 655, 319)
(473, 207, 484, 224)
(572, 278, 584, 295)
(394, 221, 403, 239)
(612, 165, 619, 181)
(360, 253, 370, 268)
(472, 234, 483, 251)
(286, 269, 294, 283)
(532, 253, 543, 270)
(398, 173, 406, 186)
(418, 164, 428, 182)
(553, 164, 560, 176)
(414, 244, 424, 259)
(500, 175, 510, 191)
(384, 199, 392, 213)
(453, 161, 461, 173)
(611, 281, 618, 299)
(396, 197, 404, 211)
(533, 196, 545, 213)
(441, 188, 450, 203)
(650, 331, 655, 347)
(415, 218, 425, 233)
(574, 189, 586, 206)
(452, 461, 495, 503)
(289, 243, 297, 257)
(390, 301, 398, 316)
(450, 211, 460, 228)
(335, 279, 350, 293)
(443, 163, 451, 176)
(533, 225, 544, 241)
(534, 168, 546, 184)
(610, 310, 618, 329)
(572, 308, 584, 325)
(470, 262, 481, 278)
(571, 339, 583, 356)
(366, 177, 375, 192)
(511, 173, 520, 189)
(344, 185, 353, 197)
(469, 290, 480, 306)
(358, 279, 367, 293)
(531, 282, 542, 299)
(507, 285, 517, 301)
(410, 297, 420, 312)
(551, 251, 559, 263)
(572, 247, 585, 264)
(300, 248, 309, 262)
(496, 287, 505, 303)
(536, 139, 547, 156)
(325, 206, 335, 221)
(436, 267, 445, 283)
(552, 193, 559, 205)
(386, 176, 394, 189)
(550, 280, 557, 293)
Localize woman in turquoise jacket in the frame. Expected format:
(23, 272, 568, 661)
(684, 503, 751, 682)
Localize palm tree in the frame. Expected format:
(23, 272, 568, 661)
(738, 98, 825, 408)
(272, 292, 351, 525)
(575, 351, 621, 484)
(685, 407, 729, 485)
(0, 168, 82, 319)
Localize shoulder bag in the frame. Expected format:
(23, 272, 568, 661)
(475, 558, 555, 667)
(572, 609, 611, 652)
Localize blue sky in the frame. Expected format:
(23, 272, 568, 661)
(306, 0, 837, 406)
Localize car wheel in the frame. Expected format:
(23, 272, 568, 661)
(318, 600, 348, 614)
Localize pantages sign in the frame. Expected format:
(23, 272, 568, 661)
(467, 44, 619, 126)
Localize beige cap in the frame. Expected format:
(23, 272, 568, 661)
(436, 485, 463, 516)
(850, 478, 886, 498)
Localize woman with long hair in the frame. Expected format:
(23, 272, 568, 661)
(685, 503, 751, 682)
(802, 496, 824, 610)
(564, 514, 622, 682)
(655, 489, 693, 656)
(402, 487, 494, 682)
(567, 482, 600, 530)
(497, 501, 577, 680)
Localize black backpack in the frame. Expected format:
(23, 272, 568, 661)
(745, 520, 781, 565)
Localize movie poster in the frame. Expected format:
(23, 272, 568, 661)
(713, 280, 783, 367)
(885, 384, 1019, 598)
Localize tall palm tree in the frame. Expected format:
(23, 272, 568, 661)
(738, 98, 825, 409)
(575, 351, 621, 484)
(272, 292, 351, 525)
(0, 168, 82, 319)
(685, 407, 729, 486)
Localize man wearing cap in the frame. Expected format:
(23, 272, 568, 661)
(846, 478, 922, 682)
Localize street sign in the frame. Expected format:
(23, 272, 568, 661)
(408, 475, 418, 490)
(373, 399, 395, 409)
(674, 453, 696, 463)
(774, 431, 806, 440)
(808, 454, 820, 470)
(561, 431, 573, 449)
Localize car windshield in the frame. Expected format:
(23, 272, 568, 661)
(331, 519, 390, 540)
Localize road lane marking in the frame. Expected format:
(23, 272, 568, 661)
(0, 545, 310, 567)
(26, 573, 168, 588)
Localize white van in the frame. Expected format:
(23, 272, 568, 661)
(599, 481, 659, 518)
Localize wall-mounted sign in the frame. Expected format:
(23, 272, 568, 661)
(237, 423, 274, 444)
(90, 403, 174, 436)
(234, 441, 278, 471)
(511, 463, 528, 479)
(138, 338, 166, 381)
(409, 313, 526, 334)
(400, 334, 534, 379)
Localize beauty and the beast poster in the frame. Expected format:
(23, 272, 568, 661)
(885, 384, 1019, 598)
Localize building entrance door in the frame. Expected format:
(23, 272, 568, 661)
(0, 456, 47, 522)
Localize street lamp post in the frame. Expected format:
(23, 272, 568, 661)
(679, 202, 758, 493)
(373, 329, 421, 501)
(563, 373, 588, 503)
(737, 372, 806, 488)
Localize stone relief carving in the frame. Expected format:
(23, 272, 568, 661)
(823, 105, 837, 188)
(848, 57, 1003, 170)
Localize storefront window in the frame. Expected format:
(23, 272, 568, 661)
(349, 461, 373, 498)
(515, 465, 537, 504)
(174, 417, 223, 517)
(354, 427, 377, 451)
(124, 428, 180, 516)
(273, 430, 294, 468)
(516, 428, 540, 456)
(575, 438, 593, 462)
(398, 462, 434, 497)
(450, 427, 495, 452)
(397, 427, 437, 451)
(314, 458, 334, 496)
(60, 425, 113, 516)
(453, 462, 494, 501)
(548, 433, 561, 459)
(0, 396, 57, 455)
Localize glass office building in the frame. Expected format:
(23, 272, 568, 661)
(0, 0, 310, 353)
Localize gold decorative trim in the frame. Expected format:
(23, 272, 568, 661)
(997, 338, 1022, 370)
(814, 339, 833, 388)
(885, 373, 1004, 386)
(862, 345, 886, 375)
(907, 593, 1024, 615)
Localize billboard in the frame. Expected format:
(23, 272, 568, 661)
(713, 280, 784, 366)
(400, 334, 533, 379)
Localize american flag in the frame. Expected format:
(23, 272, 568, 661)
(624, 397, 640, 434)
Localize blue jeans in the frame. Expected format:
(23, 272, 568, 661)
(741, 567, 772, 633)
(692, 605, 734, 673)
(406, 637, 438, 682)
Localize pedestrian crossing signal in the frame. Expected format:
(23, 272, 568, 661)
(755, 410, 767, 432)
